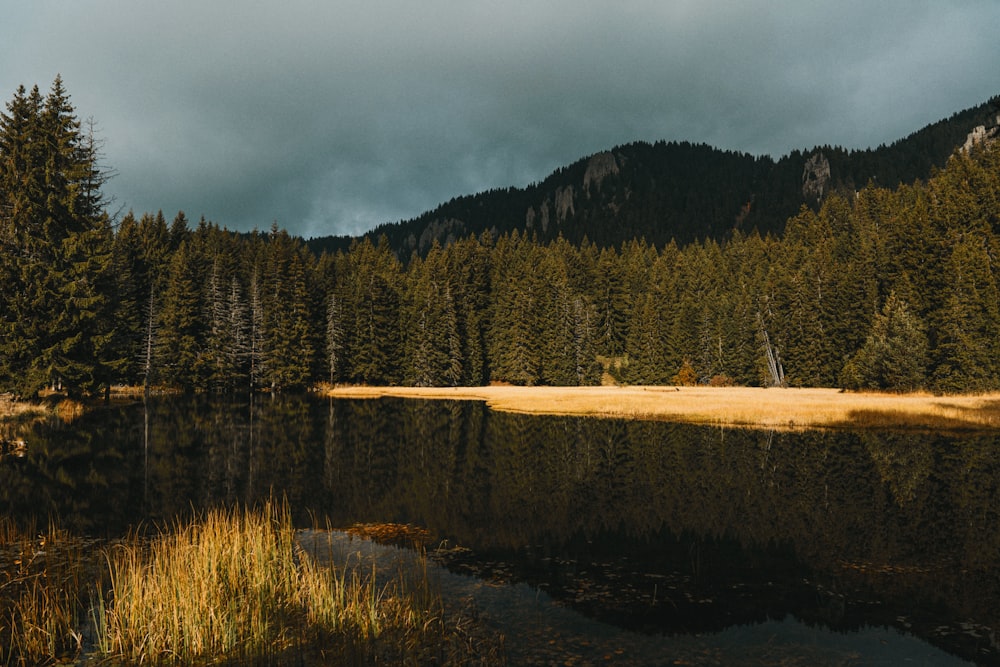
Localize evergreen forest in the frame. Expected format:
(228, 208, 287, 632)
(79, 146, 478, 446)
(3, 79, 1000, 398)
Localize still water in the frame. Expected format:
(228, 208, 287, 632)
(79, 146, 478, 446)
(2, 394, 998, 665)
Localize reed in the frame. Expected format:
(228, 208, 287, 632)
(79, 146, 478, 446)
(95, 504, 299, 661)
(93, 501, 497, 664)
(0, 521, 89, 665)
(2, 505, 504, 665)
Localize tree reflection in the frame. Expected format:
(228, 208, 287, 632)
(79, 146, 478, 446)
(3, 395, 1000, 659)
(7, 396, 1000, 578)
(0, 407, 140, 535)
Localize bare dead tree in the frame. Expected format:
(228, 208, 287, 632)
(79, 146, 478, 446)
(758, 314, 785, 387)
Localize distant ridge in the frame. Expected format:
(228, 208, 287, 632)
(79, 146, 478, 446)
(308, 95, 1000, 257)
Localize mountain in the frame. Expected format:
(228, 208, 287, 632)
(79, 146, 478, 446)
(308, 96, 1000, 257)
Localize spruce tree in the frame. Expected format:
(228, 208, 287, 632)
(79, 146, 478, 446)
(487, 232, 542, 385)
(325, 290, 347, 384)
(929, 233, 1000, 391)
(403, 244, 463, 386)
(446, 233, 493, 385)
(259, 227, 317, 390)
(841, 292, 928, 392)
(594, 246, 628, 358)
(536, 253, 577, 385)
(156, 240, 204, 390)
(0, 78, 116, 397)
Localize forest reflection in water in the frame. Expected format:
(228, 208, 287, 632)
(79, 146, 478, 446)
(1, 394, 996, 664)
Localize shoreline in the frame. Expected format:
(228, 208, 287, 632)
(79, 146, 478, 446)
(7, 385, 1000, 432)
(319, 385, 1000, 431)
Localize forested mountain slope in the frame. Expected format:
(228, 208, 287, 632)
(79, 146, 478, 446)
(309, 95, 1000, 256)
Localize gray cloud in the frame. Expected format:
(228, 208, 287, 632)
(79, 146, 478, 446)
(3, 1, 998, 238)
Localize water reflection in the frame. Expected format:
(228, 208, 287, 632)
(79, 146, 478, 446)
(1, 394, 997, 663)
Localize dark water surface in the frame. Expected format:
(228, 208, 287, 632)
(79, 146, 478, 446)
(2, 394, 997, 665)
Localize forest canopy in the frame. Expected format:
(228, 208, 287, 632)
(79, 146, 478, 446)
(3, 79, 1000, 397)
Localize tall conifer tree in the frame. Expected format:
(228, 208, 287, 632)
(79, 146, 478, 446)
(0, 78, 116, 397)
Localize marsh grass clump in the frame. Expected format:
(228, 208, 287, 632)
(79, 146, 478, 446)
(95, 502, 304, 662)
(93, 501, 503, 665)
(1, 505, 505, 665)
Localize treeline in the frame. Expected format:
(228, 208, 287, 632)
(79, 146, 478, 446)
(4, 80, 1000, 397)
(80, 137, 1000, 394)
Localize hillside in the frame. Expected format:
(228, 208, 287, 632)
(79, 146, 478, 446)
(308, 95, 1000, 256)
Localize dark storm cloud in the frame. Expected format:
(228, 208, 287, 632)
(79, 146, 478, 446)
(2, 1, 997, 238)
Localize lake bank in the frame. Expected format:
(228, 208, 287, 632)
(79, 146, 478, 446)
(8, 385, 1000, 432)
(319, 385, 1000, 431)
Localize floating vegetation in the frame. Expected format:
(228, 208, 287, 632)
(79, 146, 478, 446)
(346, 522, 433, 548)
(0, 436, 27, 458)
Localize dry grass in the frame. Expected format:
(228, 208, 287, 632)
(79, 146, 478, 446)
(320, 384, 1000, 431)
(0, 395, 49, 422)
(95, 503, 303, 662)
(94, 501, 469, 664)
(0, 503, 503, 665)
(108, 384, 183, 398)
(0, 519, 91, 665)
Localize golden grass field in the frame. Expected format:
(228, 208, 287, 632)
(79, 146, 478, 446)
(320, 385, 1000, 431)
(7, 386, 1000, 431)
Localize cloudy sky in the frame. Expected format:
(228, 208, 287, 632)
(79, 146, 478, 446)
(3, 1, 998, 238)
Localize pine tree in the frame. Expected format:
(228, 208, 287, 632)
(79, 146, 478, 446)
(622, 243, 681, 384)
(929, 233, 1000, 391)
(156, 240, 204, 390)
(110, 212, 145, 383)
(325, 291, 347, 384)
(841, 292, 928, 392)
(623, 291, 665, 383)
(248, 264, 266, 391)
(402, 244, 464, 386)
(259, 227, 317, 390)
(0, 85, 50, 394)
(445, 233, 493, 385)
(342, 236, 402, 385)
(49, 214, 119, 394)
(201, 254, 249, 390)
(536, 252, 577, 385)
(488, 233, 543, 385)
(0, 78, 117, 397)
(719, 232, 771, 385)
(594, 246, 628, 358)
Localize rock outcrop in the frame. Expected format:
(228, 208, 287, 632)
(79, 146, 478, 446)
(583, 151, 619, 192)
(962, 115, 1000, 152)
(802, 151, 831, 202)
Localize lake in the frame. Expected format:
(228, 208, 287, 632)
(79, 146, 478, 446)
(2, 393, 997, 665)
